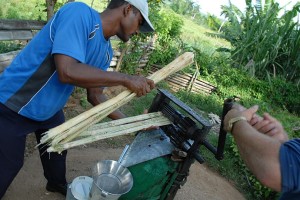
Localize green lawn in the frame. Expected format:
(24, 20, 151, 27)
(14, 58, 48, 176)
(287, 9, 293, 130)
(180, 16, 230, 54)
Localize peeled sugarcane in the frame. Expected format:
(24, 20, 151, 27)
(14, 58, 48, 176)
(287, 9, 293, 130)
(57, 111, 166, 144)
(48, 112, 171, 153)
(81, 112, 167, 134)
(39, 52, 194, 151)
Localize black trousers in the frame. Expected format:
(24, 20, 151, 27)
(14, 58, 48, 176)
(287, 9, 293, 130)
(0, 103, 67, 199)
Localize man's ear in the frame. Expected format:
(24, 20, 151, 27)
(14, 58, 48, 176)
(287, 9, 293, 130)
(123, 4, 132, 17)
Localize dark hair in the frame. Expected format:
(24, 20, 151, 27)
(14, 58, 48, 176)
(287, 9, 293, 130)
(107, 0, 139, 14)
(107, 0, 127, 9)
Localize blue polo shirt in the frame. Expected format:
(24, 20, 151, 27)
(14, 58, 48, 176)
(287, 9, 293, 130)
(279, 139, 300, 199)
(0, 2, 113, 121)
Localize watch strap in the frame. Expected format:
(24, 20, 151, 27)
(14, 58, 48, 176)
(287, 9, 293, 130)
(228, 116, 247, 132)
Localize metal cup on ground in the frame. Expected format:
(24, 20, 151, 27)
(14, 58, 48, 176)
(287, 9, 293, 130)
(89, 160, 133, 200)
(66, 176, 93, 200)
(89, 145, 133, 200)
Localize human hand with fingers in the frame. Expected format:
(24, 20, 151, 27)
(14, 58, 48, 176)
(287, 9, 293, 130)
(124, 75, 155, 97)
(252, 113, 288, 143)
(223, 104, 259, 132)
(224, 103, 288, 142)
(231, 103, 263, 124)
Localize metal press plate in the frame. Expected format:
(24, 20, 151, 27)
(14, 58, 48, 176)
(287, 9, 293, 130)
(120, 129, 175, 167)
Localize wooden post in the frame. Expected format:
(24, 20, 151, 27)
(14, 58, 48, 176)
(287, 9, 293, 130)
(46, 0, 57, 21)
(115, 43, 130, 72)
(187, 61, 199, 92)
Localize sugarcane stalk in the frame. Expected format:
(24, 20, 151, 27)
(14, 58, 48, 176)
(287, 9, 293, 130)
(47, 95, 127, 145)
(40, 91, 132, 144)
(58, 112, 165, 144)
(48, 114, 171, 153)
(40, 52, 194, 147)
(85, 116, 169, 136)
(48, 92, 135, 146)
(83, 112, 165, 133)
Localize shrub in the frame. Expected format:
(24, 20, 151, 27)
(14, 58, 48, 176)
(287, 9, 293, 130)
(0, 41, 23, 54)
(148, 8, 184, 65)
(220, 1, 300, 84)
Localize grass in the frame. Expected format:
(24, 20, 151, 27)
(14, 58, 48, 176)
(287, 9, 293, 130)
(0, 41, 23, 54)
(180, 16, 230, 54)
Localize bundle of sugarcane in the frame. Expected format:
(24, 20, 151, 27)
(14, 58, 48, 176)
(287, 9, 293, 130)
(39, 52, 194, 152)
(47, 112, 171, 153)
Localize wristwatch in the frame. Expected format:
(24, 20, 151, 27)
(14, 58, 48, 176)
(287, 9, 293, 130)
(228, 116, 247, 132)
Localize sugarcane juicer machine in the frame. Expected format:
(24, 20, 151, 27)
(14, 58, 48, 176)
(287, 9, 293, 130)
(118, 89, 233, 200)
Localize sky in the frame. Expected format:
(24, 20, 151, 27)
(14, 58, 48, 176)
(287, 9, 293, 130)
(193, 0, 299, 18)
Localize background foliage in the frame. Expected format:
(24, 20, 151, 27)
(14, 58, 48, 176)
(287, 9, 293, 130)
(220, 1, 300, 85)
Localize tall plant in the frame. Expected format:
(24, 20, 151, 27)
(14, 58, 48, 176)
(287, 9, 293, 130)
(220, 1, 300, 83)
(147, 7, 184, 65)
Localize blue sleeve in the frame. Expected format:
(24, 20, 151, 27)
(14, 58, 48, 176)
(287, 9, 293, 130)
(50, 2, 92, 63)
(279, 139, 300, 194)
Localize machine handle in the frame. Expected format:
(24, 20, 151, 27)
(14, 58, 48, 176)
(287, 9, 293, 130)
(192, 152, 205, 164)
(215, 98, 235, 160)
(202, 140, 217, 155)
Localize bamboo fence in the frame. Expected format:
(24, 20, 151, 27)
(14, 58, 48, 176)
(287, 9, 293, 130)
(150, 66, 216, 94)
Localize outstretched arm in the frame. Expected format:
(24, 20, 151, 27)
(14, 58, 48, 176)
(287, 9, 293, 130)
(54, 54, 155, 97)
(224, 105, 282, 192)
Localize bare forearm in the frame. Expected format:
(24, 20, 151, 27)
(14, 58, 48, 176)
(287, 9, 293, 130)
(58, 61, 129, 88)
(87, 88, 126, 120)
(54, 54, 154, 97)
(232, 120, 282, 191)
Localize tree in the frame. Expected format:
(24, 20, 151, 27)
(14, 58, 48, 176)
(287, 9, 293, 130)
(46, 0, 57, 21)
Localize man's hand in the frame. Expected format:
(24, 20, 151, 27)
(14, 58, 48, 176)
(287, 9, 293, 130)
(252, 113, 288, 143)
(232, 103, 263, 124)
(223, 105, 258, 132)
(224, 104, 288, 142)
(124, 75, 155, 97)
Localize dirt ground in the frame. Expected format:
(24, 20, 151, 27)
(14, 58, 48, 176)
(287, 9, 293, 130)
(3, 142, 245, 200)
(2, 87, 246, 200)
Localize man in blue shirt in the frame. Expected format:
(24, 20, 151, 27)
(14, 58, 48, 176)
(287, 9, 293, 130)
(0, 0, 155, 198)
(224, 104, 300, 199)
